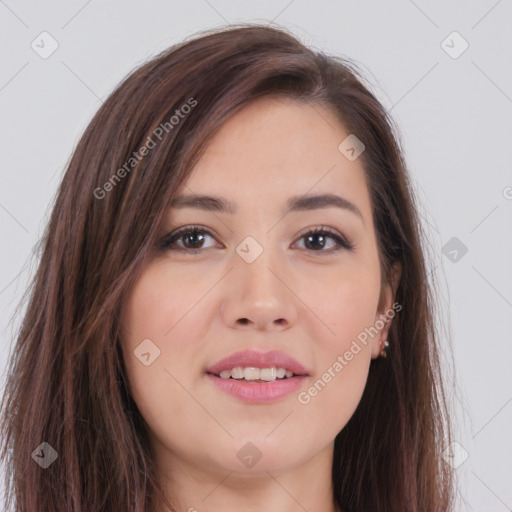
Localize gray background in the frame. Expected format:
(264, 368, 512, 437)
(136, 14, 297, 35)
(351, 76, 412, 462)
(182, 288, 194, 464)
(1, 1, 511, 510)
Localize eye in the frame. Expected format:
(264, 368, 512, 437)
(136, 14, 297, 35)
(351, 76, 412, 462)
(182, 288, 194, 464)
(292, 226, 355, 254)
(158, 225, 219, 253)
(158, 225, 354, 254)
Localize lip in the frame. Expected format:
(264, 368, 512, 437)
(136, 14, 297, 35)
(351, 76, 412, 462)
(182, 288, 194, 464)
(206, 373, 308, 403)
(205, 349, 309, 376)
(205, 349, 310, 404)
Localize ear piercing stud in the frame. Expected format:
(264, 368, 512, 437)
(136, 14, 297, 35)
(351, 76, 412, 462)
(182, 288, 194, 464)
(380, 340, 390, 358)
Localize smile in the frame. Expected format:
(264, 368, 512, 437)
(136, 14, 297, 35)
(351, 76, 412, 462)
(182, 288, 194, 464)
(205, 349, 310, 403)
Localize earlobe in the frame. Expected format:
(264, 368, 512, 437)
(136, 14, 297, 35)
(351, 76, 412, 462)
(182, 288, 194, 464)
(371, 320, 392, 360)
(379, 339, 390, 358)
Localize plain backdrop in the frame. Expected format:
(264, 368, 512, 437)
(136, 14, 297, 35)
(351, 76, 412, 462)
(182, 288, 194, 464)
(1, 1, 511, 511)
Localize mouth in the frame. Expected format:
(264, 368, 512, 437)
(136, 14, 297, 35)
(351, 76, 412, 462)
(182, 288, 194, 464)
(205, 350, 310, 403)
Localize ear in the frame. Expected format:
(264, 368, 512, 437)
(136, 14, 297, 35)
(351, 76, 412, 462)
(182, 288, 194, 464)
(370, 262, 402, 359)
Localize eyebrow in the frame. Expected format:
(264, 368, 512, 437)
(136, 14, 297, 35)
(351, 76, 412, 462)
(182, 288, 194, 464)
(169, 193, 363, 220)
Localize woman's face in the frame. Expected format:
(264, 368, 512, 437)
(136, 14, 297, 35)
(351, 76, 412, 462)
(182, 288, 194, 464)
(121, 97, 397, 478)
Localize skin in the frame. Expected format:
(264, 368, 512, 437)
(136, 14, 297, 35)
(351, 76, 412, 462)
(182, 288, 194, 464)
(120, 96, 401, 512)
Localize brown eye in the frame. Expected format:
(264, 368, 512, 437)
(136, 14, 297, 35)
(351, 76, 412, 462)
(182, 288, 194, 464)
(159, 225, 218, 253)
(293, 226, 354, 254)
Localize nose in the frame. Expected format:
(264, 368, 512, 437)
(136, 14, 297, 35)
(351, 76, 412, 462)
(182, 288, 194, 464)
(221, 245, 299, 332)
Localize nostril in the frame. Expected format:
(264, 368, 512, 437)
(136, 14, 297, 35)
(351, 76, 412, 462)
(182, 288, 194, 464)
(238, 318, 250, 325)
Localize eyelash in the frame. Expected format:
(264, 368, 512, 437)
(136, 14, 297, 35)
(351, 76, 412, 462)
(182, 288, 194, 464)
(158, 224, 355, 255)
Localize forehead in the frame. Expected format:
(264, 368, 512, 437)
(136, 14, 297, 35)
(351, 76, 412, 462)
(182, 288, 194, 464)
(179, 97, 372, 220)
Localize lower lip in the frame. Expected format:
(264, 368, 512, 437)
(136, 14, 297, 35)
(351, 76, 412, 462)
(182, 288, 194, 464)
(206, 373, 307, 403)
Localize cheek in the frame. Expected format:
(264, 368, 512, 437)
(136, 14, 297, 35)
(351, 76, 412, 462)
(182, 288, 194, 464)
(297, 349, 370, 444)
(119, 261, 205, 400)
(295, 254, 381, 350)
(292, 258, 380, 429)
(294, 279, 378, 438)
(121, 261, 208, 357)
(119, 263, 211, 454)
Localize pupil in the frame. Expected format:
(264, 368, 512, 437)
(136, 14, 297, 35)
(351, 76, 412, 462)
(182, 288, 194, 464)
(306, 233, 325, 250)
(184, 231, 203, 248)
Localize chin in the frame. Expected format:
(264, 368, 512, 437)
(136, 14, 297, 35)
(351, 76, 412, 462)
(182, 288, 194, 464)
(206, 435, 311, 475)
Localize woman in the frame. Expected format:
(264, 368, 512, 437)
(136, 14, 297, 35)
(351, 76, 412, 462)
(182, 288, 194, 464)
(0, 23, 456, 511)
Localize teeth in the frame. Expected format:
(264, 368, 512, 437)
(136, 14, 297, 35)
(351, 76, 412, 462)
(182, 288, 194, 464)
(243, 367, 260, 380)
(260, 367, 277, 381)
(217, 366, 295, 381)
(231, 367, 244, 379)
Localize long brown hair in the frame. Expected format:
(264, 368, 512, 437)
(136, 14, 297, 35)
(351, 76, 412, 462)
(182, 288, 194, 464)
(0, 23, 457, 511)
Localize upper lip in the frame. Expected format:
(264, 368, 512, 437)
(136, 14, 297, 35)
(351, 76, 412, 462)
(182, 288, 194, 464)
(206, 349, 310, 376)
